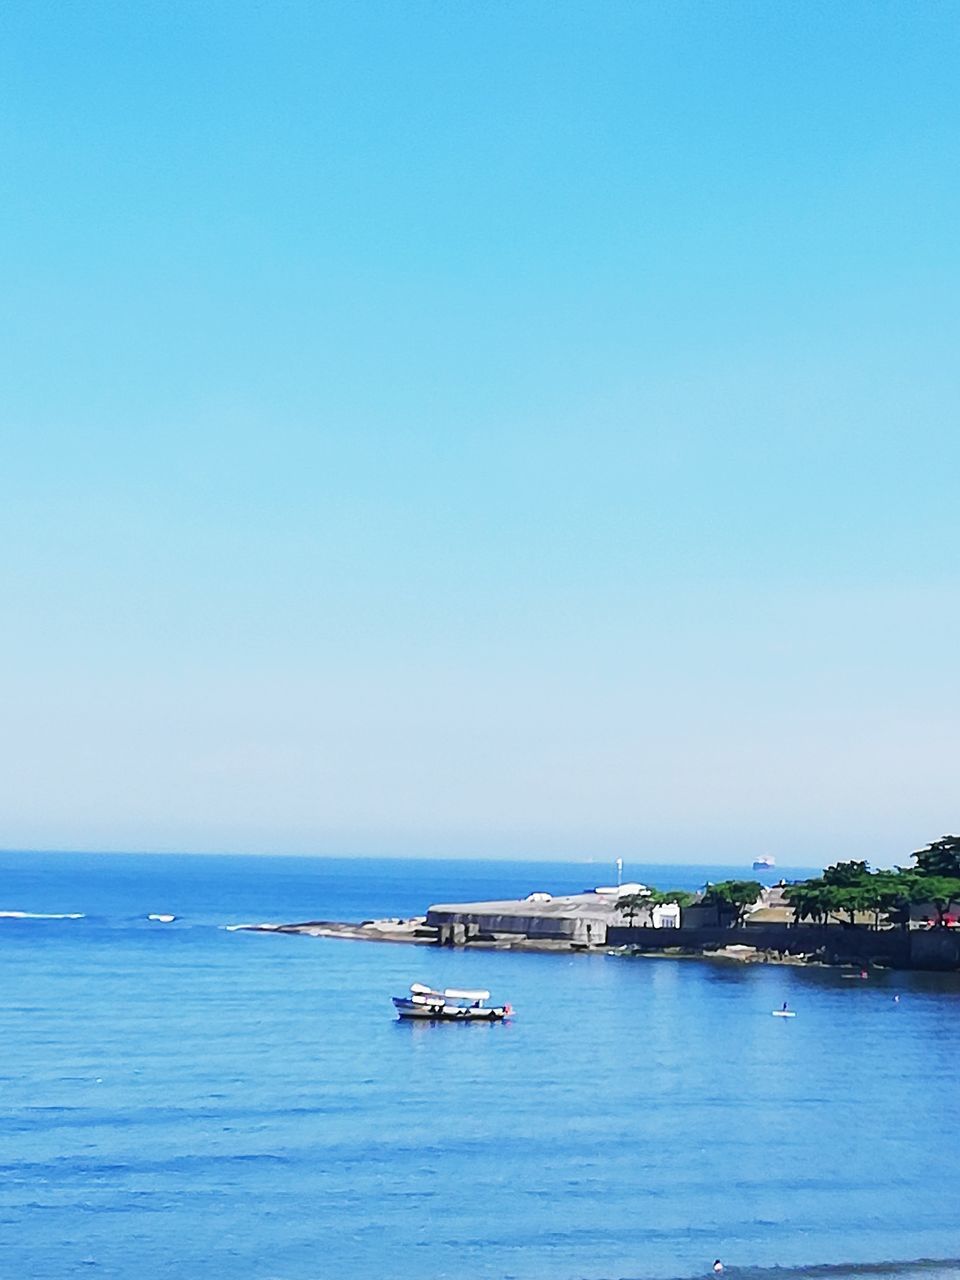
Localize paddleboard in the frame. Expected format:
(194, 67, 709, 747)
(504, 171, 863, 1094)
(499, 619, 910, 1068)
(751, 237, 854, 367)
(772, 1010, 796, 1017)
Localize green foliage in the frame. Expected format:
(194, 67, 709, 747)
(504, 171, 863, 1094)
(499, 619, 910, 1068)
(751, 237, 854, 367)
(783, 878, 830, 924)
(647, 888, 696, 909)
(618, 892, 650, 926)
(864, 871, 919, 929)
(793, 863, 873, 923)
(822, 860, 871, 887)
(785, 838, 960, 929)
(701, 879, 763, 926)
(911, 836, 960, 879)
(912, 876, 960, 926)
(618, 887, 696, 926)
(837, 882, 873, 925)
(620, 837, 960, 936)
(783, 878, 864, 926)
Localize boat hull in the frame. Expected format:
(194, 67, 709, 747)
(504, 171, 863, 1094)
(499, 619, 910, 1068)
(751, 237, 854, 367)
(392, 998, 508, 1021)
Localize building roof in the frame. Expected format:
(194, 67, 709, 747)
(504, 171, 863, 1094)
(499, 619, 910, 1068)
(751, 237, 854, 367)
(427, 892, 620, 922)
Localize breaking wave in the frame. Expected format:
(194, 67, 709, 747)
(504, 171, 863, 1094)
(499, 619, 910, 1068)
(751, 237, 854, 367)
(0, 910, 85, 920)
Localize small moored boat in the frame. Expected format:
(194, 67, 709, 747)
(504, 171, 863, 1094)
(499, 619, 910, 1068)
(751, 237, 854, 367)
(392, 983, 512, 1021)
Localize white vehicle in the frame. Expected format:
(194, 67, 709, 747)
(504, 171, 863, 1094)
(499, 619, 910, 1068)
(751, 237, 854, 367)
(392, 983, 512, 1021)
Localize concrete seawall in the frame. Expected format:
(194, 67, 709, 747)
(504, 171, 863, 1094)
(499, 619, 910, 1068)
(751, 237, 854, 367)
(607, 924, 960, 970)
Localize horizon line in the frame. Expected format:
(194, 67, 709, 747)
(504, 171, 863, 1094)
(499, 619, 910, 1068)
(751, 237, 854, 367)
(0, 846, 823, 868)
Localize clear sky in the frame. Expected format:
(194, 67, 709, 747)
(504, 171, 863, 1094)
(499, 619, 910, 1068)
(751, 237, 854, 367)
(1, 1, 957, 864)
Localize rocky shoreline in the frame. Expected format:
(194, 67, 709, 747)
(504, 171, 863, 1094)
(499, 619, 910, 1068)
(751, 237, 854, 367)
(238, 916, 593, 953)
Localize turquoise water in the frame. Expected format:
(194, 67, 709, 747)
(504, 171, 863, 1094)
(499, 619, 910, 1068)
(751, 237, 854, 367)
(1, 853, 959, 1280)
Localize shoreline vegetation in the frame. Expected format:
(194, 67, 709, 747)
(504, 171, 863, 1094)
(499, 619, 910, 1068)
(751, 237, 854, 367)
(241, 836, 960, 972)
(780, 838, 960, 930)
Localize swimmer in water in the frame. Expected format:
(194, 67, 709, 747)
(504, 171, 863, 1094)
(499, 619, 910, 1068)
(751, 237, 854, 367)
(713, 1261, 724, 1274)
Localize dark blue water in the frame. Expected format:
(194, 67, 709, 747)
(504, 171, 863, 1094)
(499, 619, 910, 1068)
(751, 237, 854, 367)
(1, 853, 958, 1280)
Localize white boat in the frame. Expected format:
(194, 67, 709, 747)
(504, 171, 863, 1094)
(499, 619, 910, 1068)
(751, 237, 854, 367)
(753, 856, 776, 870)
(392, 983, 512, 1021)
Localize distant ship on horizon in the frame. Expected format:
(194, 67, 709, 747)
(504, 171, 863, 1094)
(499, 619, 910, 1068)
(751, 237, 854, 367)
(752, 855, 776, 870)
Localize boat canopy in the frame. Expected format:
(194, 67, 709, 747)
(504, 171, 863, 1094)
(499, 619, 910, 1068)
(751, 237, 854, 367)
(409, 983, 491, 1003)
(408, 983, 491, 1002)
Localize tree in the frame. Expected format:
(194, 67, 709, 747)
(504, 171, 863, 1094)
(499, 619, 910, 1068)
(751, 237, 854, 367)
(861, 870, 942, 930)
(647, 888, 696, 910)
(913, 876, 960, 928)
(781, 849, 960, 933)
(784, 878, 867, 927)
(865, 871, 914, 931)
(822, 860, 871, 887)
(784, 878, 830, 925)
(831, 882, 874, 927)
(911, 836, 960, 879)
(810, 864, 873, 925)
(618, 888, 695, 927)
(618, 891, 651, 927)
(701, 880, 763, 927)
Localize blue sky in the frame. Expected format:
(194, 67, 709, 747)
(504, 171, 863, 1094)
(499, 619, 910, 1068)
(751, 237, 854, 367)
(1, 1, 957, 863)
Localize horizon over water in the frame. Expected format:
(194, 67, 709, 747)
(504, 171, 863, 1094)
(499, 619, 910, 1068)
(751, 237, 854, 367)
(0, 846, 826, 868)
(2, 852, 958, 1280)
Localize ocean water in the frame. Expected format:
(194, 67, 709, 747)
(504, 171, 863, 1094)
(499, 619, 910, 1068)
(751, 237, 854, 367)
(1, 852, 959, 1280)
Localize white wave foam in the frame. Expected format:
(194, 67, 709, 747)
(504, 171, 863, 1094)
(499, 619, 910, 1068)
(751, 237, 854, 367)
(0, 911, 85, 920)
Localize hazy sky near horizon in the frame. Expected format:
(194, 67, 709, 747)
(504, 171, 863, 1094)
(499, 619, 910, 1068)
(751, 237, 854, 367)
(1, 1, 958, 864)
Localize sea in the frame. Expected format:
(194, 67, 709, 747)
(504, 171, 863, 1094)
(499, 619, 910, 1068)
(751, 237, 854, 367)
(1, 852, 958, 1280)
